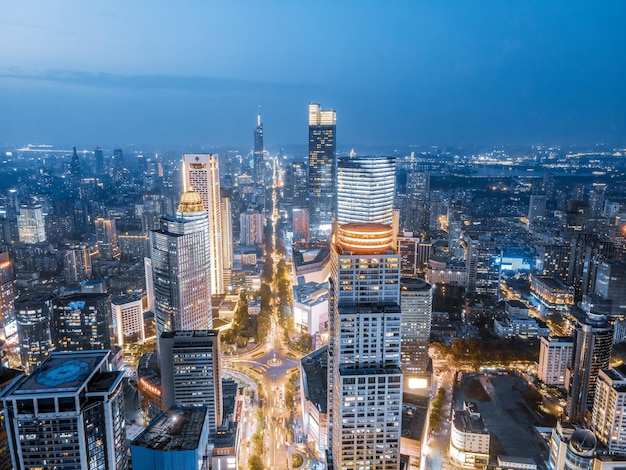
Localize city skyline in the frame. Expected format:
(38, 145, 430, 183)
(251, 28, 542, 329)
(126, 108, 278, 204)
(2, 2, 626, 148)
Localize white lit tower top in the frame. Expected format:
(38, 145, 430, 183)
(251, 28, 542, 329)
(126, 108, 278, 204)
(182, 154, 224, 295)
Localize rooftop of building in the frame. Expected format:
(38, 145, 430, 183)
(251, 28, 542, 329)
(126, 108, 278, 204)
(112, 293, 143, 305)
(6, 350, 109, 396)
(506, 299, 528, 309)
(400, 277, 431, 291)
(401, 395, 429, 441)
(453, 409, 488, 434)
(160, 330, 218, 340)
(301, 346, 328, 414)
(132, 407, 208, 452)
(292, 246, 330, 268)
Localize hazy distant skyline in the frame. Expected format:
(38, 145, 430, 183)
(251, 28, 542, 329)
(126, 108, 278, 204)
(1, 1, 625, 150)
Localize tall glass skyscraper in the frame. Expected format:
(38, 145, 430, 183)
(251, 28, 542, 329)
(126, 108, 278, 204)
(150, 191, 212, 340)
(182, 154, 225, 295)
(307, 103, 336, 233)
(337, 155, 396, 226)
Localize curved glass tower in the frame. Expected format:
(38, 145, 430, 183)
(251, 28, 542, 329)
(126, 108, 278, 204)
(337, 155, 396, 226)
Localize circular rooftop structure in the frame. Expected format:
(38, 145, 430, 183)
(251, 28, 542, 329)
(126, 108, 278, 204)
(337, 223, 394, 253)
(177, 191, 204, 214)
(569, 429, 597, 456)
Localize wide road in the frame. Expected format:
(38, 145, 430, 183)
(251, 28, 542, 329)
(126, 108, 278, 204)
(233, 156, 307, 469)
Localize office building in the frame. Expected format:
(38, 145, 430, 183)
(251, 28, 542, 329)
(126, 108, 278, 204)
(336, 155, 396, 226)
(307, 103, 336, 232)
(568, 312, 613, 424)
(291, 161, 308, 209)
(94, 146, 104, 174)
(159, 330, 222, 432)
(0, 249, 16, 340)
(14, 294, 54, 373)
(62, 244, 92, 283)
(292, 207, 310, 244)
(220, 189, 234, 289)
(538, 336, 573, 386)
(112, 294, 145, 345)
(150, 191, 212, 340)
(95, 217, 121, 260)
(594, 260, 626, 316)
(447, 201, 464, 259)
(51, 293, 112, 352)
(182, 154, 224, 295)
(1, 350, 128, 470)
(528, 195, 547, 223)
(449, 402, 490, 469)
(239, 208, 264, 246)
(406, 171, 430, 201)
(253, 112, 264, 195)
(17, 201, 46, 244)
(328, 223, 402, 469)
(465, 233, 501, 296)
(400, 278, 432, 375)
(131, 406, 211, 470)
(0, 366, 22, 470)
(591, 364, 626, 453)
(301, 346, 329, 455)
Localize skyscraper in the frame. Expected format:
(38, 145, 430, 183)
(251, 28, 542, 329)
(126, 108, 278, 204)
(220, 188, 234, 290)
(591, 364, 626, 453)
(307, 103, 336, 233)
(239, 208, 265, 246)
(51, 293, 112, 352)
(1, 350, 128, 470)
(150, 191, 212, 340)
(94, 146, 104, 175)
(328, 223, 402, 469)
(159, 330, 222, 432)
(182, 154, 224, 295)
(400, 278, 432, 375)
(465, 233, 501, 296)
(0, 248, 16, 341)
(528, 194, 547, 223)
(337, 155, 396, 226)
(95, 217, 121, 260)
(253, 111, 264, 195)
(567, 312, 613, 424)
(17, 201, 46, 244)
(14, 293, 54, 373)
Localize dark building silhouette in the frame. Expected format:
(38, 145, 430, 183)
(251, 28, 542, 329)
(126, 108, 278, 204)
(51, 293, 112, 352)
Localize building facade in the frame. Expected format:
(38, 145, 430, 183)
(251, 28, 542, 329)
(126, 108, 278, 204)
(328, 223, 403, 469)
(51, 293, 112, 352)
(336, 155, 396, 226)
(307, 103, 336, 233)
(14, 293, 55, 373)
(150, 192, 212, 340)
(1, 351, 128, 470)
(538, 336, 574, 386)
(159, 330, 222, 432)
(182, 154, 225, 295)
(400, 278, 432, 375)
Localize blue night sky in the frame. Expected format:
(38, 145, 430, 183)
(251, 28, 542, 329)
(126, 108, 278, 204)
(1, 1, 625, 151)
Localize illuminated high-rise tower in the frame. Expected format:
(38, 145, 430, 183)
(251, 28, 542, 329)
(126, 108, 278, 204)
(337, 155, 396, 226)
(182, 154, 224, 295)
(17, 201, 46, 244)
(253, 111, 264, 194)
(328, 223, 402, 469)
(307, 103, 336, 233)
(150, 191, 212, 340)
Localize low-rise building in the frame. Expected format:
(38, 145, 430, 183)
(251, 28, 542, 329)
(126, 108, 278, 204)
(300, 346, 328, 455)
(293, 281, 328, 335)
(449, 402, 490, 468)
